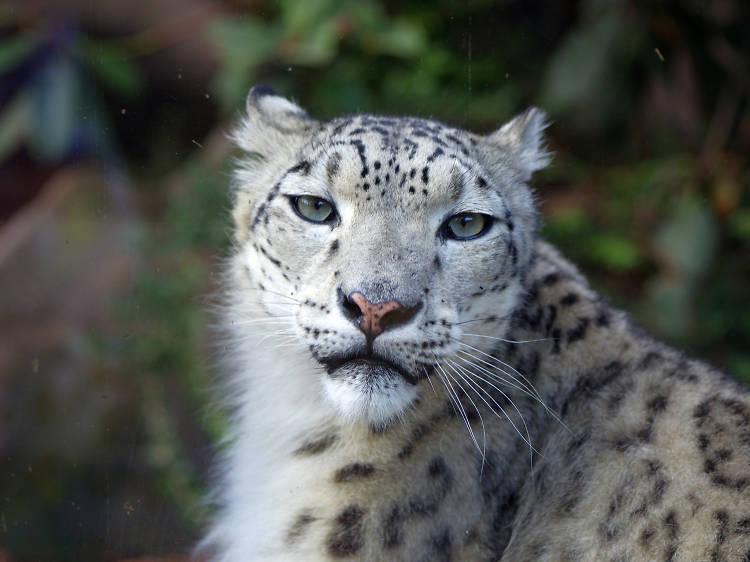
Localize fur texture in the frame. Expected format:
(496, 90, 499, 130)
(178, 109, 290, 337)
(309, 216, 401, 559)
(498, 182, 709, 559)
(203, 86, 750, 561)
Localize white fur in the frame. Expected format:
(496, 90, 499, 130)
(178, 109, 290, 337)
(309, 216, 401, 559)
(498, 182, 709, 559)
(322, 371, 419, 427)
(204, 316, 338, 560)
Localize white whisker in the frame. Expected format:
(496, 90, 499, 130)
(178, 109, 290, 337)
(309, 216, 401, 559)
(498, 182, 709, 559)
(245, 287, 302, 303)
(435, 364, 482, 455)
(463, 333, 553, 344)
(435, 359, 486, 459)
(454, 349, 538, 399)
(230, 317, 295, 326)
(454, 340, 544, 403)
(447, 359, 537, 466)
(448, 316, 502, 326)
(421, 365, 438, 397)
(455, 348, 569, 433)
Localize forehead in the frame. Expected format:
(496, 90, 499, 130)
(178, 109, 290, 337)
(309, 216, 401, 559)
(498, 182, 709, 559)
(298, 115, 490, 207)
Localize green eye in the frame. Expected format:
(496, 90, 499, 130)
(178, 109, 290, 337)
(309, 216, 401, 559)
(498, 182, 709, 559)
(293, 196, 335, 223)
(444, 213, 492, 240)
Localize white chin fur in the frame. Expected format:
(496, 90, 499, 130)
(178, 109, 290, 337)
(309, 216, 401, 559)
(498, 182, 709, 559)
(322, 371, 419, 427)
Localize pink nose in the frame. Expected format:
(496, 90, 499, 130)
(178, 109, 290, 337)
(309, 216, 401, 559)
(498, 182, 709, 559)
(347, 292, 419, 341)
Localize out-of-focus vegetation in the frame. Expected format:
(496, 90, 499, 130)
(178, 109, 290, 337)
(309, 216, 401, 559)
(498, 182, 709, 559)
(0, 0, 748, 559)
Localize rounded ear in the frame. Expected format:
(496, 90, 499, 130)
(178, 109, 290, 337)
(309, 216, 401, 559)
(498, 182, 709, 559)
(245, 85, 316, 132)
(485, 107, 551, 180)
(232, 85, 319, 155)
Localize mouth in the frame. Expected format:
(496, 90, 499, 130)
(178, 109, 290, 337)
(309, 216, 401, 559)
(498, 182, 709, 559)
(319, 355, 419, 386)
(318, 354, 422, 427)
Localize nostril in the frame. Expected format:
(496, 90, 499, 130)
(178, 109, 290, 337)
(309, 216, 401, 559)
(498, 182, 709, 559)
(340, 289, 363, 321)
(380, 303, 422, 332)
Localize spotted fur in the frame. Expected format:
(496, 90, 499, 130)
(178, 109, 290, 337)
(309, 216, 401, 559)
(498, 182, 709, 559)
(203, 86, 750, 561)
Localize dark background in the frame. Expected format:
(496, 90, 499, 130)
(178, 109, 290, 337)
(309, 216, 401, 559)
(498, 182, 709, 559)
(0, 0, 748, 559)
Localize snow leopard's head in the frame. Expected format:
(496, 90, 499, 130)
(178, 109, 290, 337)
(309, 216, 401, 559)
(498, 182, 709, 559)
(229, 86, 550, 428)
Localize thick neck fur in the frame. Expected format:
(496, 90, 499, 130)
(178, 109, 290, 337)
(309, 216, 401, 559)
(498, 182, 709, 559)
(207, 239, 644, 561)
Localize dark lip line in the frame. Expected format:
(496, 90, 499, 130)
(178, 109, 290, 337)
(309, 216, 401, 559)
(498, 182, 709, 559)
(317, 353, 420, 385)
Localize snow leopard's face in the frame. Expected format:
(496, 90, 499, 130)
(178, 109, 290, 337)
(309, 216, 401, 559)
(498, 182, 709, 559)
(230, 86, 549, 428)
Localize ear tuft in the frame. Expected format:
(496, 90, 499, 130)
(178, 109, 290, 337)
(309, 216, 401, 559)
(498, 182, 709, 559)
(248, 84, 279, 98)
(486, 107, 551, 179)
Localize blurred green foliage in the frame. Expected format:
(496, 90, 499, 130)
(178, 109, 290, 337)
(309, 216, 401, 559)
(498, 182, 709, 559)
(91, 156, 233, 531)
(1, 0, 749, 558)
(0, 24, 140, 162)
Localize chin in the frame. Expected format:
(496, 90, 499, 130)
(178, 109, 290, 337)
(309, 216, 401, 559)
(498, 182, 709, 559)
(322, 359, 420, 428)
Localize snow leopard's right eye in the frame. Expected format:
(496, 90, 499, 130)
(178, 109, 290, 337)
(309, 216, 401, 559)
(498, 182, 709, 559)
(291, 196, 335, 223)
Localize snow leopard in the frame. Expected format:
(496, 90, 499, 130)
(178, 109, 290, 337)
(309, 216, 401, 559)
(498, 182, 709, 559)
(203, 85, 750, 561)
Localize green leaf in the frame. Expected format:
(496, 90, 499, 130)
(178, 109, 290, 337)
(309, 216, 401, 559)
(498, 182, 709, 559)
(76, 75, 118, 160)
(586, 234, 640, 270)
(730, 354, 750, 385)
(75, 38, 143, 97)
(362, 19, 427, 58)
(284, 18, 339, 66)
(654, 196, 718, 279)
(29, 55, 78, 162)
(728, 209, 750, 240)
(644, 278, 693, 341)
(280, 0, 337, 33)
(0, 90, 30, 160)
(538, 9, 641, 131)
(212, 17, 281, 68)
(545, 208, 591, 236)
(541, 15, 620, 111)
(209, 17, 280, 109)
(0, 32, 38, 73)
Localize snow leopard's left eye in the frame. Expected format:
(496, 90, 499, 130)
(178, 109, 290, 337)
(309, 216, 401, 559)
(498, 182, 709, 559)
(443, 213, 493, 240)
(292, 195, 335, 223)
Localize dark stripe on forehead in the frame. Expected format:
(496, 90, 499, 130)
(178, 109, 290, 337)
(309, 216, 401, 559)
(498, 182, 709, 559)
(445, 133, 470, 155)
(288, 160, 311, 175)
(344, 139, 368, 174)
(330, 117, 354, 136)
(448, 167, 464, 199)
(326, 152, 342, 183)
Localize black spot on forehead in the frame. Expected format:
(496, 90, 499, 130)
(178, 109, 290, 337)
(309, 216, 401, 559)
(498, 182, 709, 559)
(307, 115, 487, 205)
(321, 115, 475, 159)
